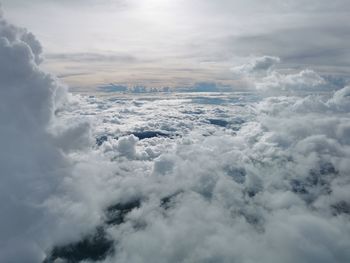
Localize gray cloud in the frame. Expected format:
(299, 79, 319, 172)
(230, 55, 344, 94)
(231, 56, 280, 75)
(0, 11, 96, 263)
(228, 24, 350, 73)
(2, 0, 350, 88)
(46, 52, 137, 63)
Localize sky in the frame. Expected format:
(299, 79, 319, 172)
(2, 0, 350, 89)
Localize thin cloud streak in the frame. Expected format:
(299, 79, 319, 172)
(2, 0, 349, 88)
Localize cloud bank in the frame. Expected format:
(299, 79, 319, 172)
(231, 56, 341, 94)
(3, 0, 350, 89)
(231, 55, 280, 75)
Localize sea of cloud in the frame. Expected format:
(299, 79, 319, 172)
(1, 11, 350, 263)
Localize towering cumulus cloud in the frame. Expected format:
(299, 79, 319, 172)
(0, 10, 93, 263)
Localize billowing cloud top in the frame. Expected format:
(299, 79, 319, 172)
(0, 10, 93, 263)
(231, 56, 280, 74)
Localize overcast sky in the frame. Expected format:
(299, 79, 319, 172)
(2, 0, 350, 89)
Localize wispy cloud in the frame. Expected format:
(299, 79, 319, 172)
(2, 0, 349, 88)
(46, 52, 138, 63)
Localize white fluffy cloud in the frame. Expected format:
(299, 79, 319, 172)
(0, 11, 100, 263)
(232, 56, 333, 93)
(54, 83, 350, 262)
(256, 69, 327, 92)
(1, 9, 350, 263)
(327, 85, 350, 111)
(231, 55, 280, 75)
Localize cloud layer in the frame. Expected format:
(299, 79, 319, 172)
(2, 0, 349, 88)
(57, 84, 350, 263)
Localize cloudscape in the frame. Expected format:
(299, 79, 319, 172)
(0, 1, 350, 262)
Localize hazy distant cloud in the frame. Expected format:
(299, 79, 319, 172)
(228, 24, 350, 73)
(194, 0, 350, 15)
(231, 56, 338, 93)
(231, 56, 280, 75)
(2, 0, 129, 9)
(256, 69, 327, 93)
(46, 52, 138, 63)
(2, 0, 349, 88)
